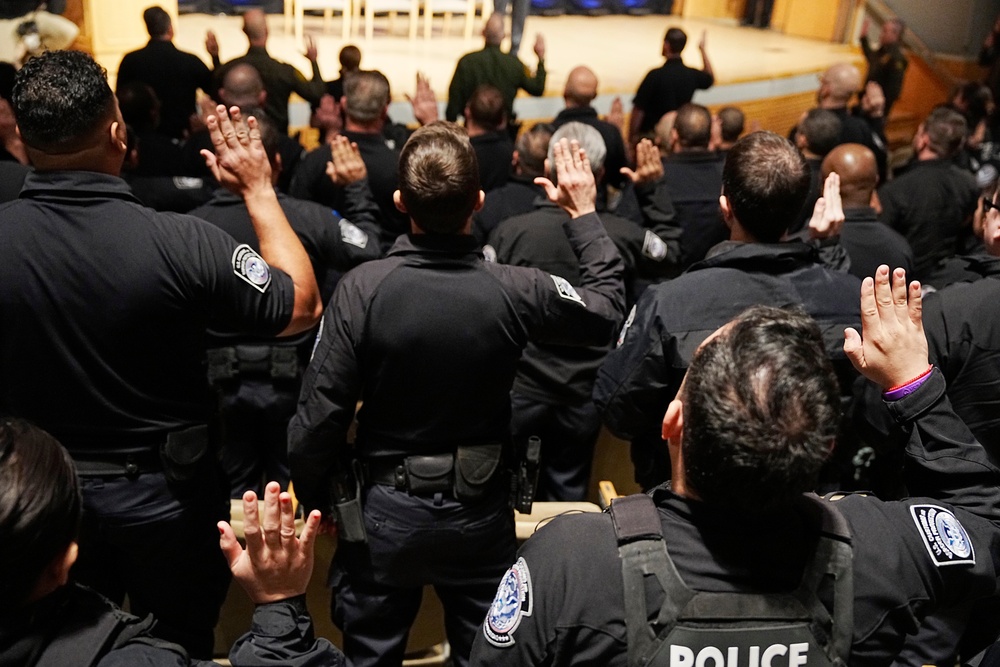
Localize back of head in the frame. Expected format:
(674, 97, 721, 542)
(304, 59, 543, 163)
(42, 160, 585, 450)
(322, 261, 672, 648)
(339, 44, 362, 72)
(515, 122, 552, 178)
(548, 121, 606, 176)
(722, 131, 810, 242)
(922, 106, 968, 159)
(484, 13, 505, 46)
(143, 5, 172, 39)
(13, 50, 116, 154)
(117, 80, 160, 133)
(221, 63, 265, 109)
(664, 27, 687, 54)
(682, 306, 840, 511)
(674, 103, 712, 149)
(243, 105, 281, 166)
(0, 419, 81, 608)
(467, 84, 506, 130)
(399, 122, 480, 234)
(822, 63, 861, 106)
(344, 70, 390, 124)
(718, 106, 744, 143)
(654, 110, 677, 153)
(799, 108, 842, 157)
(822, 143, 877, 208)
(243, 8, 268, 43)
(564, 66, 598, 107)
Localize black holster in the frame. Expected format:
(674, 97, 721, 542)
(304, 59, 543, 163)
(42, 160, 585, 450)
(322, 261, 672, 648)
(512, 436, 541, 513)
(333, 460, 367, 543)
(159, 424, 210, 484)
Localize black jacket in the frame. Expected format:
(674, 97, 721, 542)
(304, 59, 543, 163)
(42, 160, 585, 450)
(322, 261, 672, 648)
(838, 206, 915, 280)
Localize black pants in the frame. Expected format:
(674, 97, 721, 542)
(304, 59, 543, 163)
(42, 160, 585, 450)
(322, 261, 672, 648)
(73, 469, 231, 659)
(331, 484, 516, 667)
(510, 391, 601, 501)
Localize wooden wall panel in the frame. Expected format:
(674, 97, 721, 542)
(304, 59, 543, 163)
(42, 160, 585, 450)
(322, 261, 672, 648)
(83, 0, 178, 76)
(679, 0, 745, 20)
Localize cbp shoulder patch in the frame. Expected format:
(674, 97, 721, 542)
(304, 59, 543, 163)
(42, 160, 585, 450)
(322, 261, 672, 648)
(339, 219, 369, 249)
(551, 275, 585, 307)
(172, 176, 204, 190)
(910, 505, 975, 567)
(484, 557, 533, 648)
(482, 244, 498, 263)
(642, 230, 669, 261)
(617, 305, 637, 347)
(232, 244, 272, 293)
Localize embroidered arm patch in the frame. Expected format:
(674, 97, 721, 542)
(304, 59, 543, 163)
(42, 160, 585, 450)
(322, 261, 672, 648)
(616, 304, 637, 347)
(339, 219, 369, 248)
(232, 244, 272, 293)
(642, 230, 669, 261)
(551, 274, 585, 307)
(910, 505, 975, 567)
(483, 557, 533, 648)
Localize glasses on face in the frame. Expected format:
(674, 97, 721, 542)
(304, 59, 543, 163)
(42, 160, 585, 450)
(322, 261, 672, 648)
(982, 195, 1000, 216)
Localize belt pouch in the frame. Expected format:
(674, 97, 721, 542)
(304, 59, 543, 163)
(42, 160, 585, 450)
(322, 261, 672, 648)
(454, 443, 502, 501)
(159, 424, 210, 484)
(404, 454, 454, 494)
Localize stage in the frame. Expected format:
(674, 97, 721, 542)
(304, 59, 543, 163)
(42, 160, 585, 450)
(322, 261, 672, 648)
(161, 10, 862, 133)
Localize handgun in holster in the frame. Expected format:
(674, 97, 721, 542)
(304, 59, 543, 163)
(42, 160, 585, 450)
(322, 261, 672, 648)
(512, 436, 541, 514)
(331, 460, 367, 543)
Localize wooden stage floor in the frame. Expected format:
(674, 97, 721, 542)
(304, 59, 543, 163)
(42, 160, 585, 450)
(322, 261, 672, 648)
(166, 10, 862, 128)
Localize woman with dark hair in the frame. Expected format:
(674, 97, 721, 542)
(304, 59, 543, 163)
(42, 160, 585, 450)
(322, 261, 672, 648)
(0, 418, 341, 667)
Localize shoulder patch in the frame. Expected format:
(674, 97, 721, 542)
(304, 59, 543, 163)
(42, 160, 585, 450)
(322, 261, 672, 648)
(483, 557, 533, 648)
(482, 244, 498, 263)
(339, 219, 369, 249)
(910, 505, 975, 567)
(231, 244, 272, 293)
(617, 305, 637, 347)
(550, 275, 586, 307)
(642, 229, 669, 261)
(172, 176, 204, 190)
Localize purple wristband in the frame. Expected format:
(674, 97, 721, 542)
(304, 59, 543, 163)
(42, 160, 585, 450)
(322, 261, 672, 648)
(882, 367, 934, 401)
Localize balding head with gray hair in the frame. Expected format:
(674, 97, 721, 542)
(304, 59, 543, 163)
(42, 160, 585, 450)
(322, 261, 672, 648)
(548, 122, 606, 178)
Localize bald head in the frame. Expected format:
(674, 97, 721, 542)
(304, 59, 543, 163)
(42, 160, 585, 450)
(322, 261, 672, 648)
(564, 66, 598, 108)
(243, 9, 268, 45)
(819, 63, 861, 107)
(822, 143, 877, 208)
(484, 14, 505, 46)
(220, 63, 265, 109)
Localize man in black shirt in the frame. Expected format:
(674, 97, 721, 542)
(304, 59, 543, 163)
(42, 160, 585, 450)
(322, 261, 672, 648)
(288, 125, 626, 667)
(0, 51, 321, 658)
(117, 6, 215, 140)
(860, 18, 908, 116)
(465, 83, 514, 192)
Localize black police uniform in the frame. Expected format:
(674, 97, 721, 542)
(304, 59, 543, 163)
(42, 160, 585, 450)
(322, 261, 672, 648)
(838, 206, 915, 281)
(0, 584, 344, 667)
(660, 150, 725, 267)
(860, 36, 908, 116)
(288, 213, 626, 667)
(472, 174, 546, 243)
(489, 201, 680, 501)
(594, 241, 861, 490)
(552, 106, 630, 194)
(632, 57, 713, 135)
(0, 171, 296, 658)
(471, 369, 1000, 666)
(470, 130, 514, 193)
(190, 183, 381, 495)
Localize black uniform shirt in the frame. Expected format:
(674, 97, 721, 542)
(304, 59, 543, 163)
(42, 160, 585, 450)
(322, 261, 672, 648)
(472, 370, 1000, 667)
(660, 150, 725, 266)
(473, 176, 546, 243)
(0, 171, 294, 452)
(288, 213, 625, 513)
(552, 106, 629, 190)
(633, 58, 713, 134)
(471, 130, 514, 193)
(839, 206, 914, 280)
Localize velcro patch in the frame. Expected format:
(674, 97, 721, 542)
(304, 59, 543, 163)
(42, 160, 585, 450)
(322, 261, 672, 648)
(642, 230, 669, 261)
(339, 219, 369, 248)
(231, 244, 272, 293)
(551, 275, 585, 307)
(484, 557, 533, 648)
(910, 505, 975, 567)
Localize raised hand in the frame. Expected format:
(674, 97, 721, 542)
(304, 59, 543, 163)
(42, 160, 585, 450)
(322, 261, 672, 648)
(809, 171, 844, 239)
(200, 105, 272, 197)
(406, 72, 439, 127)
(326, 135, 367, 186)
(620, 138, 663, 186)
(534, 138, 597, 219)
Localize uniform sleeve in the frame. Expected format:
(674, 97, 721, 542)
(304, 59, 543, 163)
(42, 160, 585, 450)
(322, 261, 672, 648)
(695, 68, 713, 90)
(632, 71, 655, 111)
(446, 59, 470, 122)
(593, 286, 684, 441)
(287, 272, 367, 514)
(520, 59, 546, 97)
(167, 214, 295, 337)
(860, 35, 875, 63)
(228, 596, 346, 667)
(497, 212, 625, 347)
(290, 62, 325, 106)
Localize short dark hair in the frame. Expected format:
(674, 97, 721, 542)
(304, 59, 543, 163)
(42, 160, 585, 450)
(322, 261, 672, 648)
(399, 122, 480, 234)
(799, 108, 842, 157)
(923, 106, 967, 158)
(664, 27, 687, 53)
(718, 106, 744, 143)
(722, 131, 811, 242)
(682, 306, 840, 511)
(467, 84, 506, 130)
(343, 70, 390, 124)
(143, 6, 172, 38)
(339, 44, 362, 71)
(0, 418, 82, 607)
(674, 103, 711, 149)
(241, 105, 281, 165)
(117, 80, 160, 133)
(515, 122, 552, 178)
(13, 50, 116, 153)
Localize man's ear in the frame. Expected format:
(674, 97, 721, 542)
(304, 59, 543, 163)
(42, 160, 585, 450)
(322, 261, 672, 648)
(670, 127, 679, 151)
(110, 121, 127, 153)
(393, 189, 407, 213)
(719, 194, 734, 229)
(474, 189, 485, 212)
(662, 398, 683, 441)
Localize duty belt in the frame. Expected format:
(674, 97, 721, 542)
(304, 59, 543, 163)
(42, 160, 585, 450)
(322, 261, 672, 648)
(74, 448, 162, 477)
(207, 344, 300, 383)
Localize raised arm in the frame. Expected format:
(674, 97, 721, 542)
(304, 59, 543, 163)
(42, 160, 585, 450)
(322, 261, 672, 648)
(202, 105, 322, 336)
